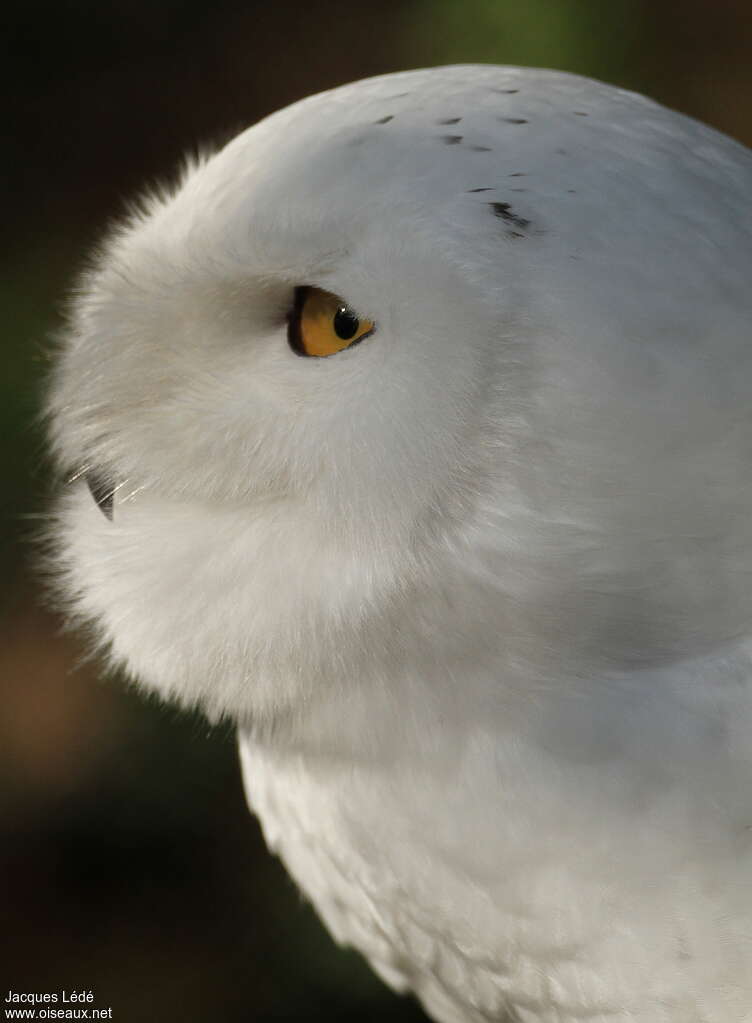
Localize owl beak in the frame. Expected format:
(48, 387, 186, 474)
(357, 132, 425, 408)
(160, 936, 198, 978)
(85, 470, 115, 521)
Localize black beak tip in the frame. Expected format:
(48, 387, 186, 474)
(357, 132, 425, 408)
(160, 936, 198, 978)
(85, 471, 115, 521)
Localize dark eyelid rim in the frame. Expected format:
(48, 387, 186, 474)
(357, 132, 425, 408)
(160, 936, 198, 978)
(287, 285, 309, 356)
(287, 285, 375, 358)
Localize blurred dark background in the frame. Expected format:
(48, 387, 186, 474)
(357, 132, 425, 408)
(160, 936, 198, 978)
(3, 1, 752, 1019)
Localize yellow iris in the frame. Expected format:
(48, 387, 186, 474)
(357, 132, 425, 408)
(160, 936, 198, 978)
(288, 286, 375, 358)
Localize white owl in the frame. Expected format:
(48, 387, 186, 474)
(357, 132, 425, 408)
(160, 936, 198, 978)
(48, 66, 752, 1022)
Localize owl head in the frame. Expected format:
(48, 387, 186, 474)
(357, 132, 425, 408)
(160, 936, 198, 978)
(48, 66, 752, 728)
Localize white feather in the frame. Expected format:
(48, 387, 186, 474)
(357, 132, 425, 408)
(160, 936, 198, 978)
(49, 66, 752, 1021)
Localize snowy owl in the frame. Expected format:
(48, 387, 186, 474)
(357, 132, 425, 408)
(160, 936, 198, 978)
(48, 66, 752, 1022)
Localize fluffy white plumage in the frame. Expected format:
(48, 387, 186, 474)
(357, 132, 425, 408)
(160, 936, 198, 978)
(48, 66, 752, 1021)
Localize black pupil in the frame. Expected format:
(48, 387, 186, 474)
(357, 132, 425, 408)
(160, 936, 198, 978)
(333, 306, 359, 341)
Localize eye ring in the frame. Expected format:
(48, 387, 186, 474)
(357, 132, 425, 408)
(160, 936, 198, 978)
(288, 286, 375, 358)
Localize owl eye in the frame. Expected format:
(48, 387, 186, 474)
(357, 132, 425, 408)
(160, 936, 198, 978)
(288, 286, 375, 358)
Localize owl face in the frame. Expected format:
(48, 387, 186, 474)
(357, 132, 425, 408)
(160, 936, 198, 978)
(50, 67, 536, 719)
(48, 66, 752, 724)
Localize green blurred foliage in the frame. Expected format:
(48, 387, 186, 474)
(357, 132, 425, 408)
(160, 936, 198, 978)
(403, 0, 642, 85)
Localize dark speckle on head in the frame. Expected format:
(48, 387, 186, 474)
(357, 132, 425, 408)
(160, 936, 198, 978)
(508, 172, 526, 177)
(374, 115, 394, 124)
(492, 88, 519, 94)
(488, 202, 531, 237)
(501, 117, 528, 125)
(437, 117, 462, 125)
(568, 189, 577, 193)
(489, 201, 529, 227)
(574, 111, 588, 116)
(467, 187, 495, 192)
(470, 146, 492, 152)
(441, 135, 463, 145)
